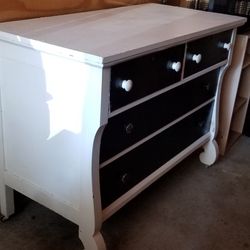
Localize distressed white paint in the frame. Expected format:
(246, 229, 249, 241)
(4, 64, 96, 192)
(199, 29, 237, 165)
(0, 41, 109, 249)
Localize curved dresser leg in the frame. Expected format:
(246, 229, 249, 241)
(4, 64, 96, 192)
(79, 230, 106, 250)
(199, 140, 219, 167)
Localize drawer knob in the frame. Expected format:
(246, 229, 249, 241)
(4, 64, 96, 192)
(121, 173, 130, 184)
(125, 123, 134, 134)
(121, 79, 133, 92)
(169, 61, 182, 72)
(223, 42, 231, 51)
(192, 54, 202, 64)
(204, 83, 210, 91)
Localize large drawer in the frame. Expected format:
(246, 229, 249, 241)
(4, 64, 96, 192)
(110, 45, 185, 111)
(184, 30, 232, 77)
(100, 69, 219, 163)
(100, 103, 214, 208)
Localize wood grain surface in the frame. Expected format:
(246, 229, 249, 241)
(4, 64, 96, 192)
(0, 4, 246, 65)
(0, 0, 160, 22)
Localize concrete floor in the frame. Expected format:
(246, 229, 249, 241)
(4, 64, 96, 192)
(0, 136, 250, 250)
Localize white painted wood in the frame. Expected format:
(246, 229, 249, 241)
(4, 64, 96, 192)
(0, 41, 109, 248)
(0, 4, 246, 250)
(201, 29, 237, 159)
(199, 140, 219, 166)
(0, 4, 246, 65)
(1, 43, 88, 210)
(0, 59, 15, 220)
(79, 231, 106, 250)
(0, 185, 14, 220)
(210, 29, 237, 141)
(4, 170, 78, 223)
(77, 66, 109, 250)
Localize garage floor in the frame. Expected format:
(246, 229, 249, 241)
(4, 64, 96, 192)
(0, 136, 250, 250)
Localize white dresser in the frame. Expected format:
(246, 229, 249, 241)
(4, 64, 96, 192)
(0, 4, 246, 250)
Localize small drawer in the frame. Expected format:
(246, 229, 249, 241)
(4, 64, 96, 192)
(100, 103, 214, 208)
(184, 30, 232, 77)
(100, 69, 219, 163)
(110, 45, 185, 111)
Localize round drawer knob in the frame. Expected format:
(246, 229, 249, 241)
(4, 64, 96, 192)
(170, 61, 182, 72)
(198, 121, 205, 128)
(192, 54, 202, 64)
(223, 42, 232, 51)
(121, 79, 133, 92)
(125, 123, 134, 134)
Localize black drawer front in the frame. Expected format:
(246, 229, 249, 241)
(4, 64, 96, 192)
(100, 69, 219, 163)
(184, 30, 232, 77)
(110, 45, 185, 111)
(100, 103, 214, 208)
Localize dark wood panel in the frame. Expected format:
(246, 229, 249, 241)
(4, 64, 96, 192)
(110, 45, 185, 111)
(184, 30, 232, 77)
(100, 103, 214, 208)
(101, 69, 219, 162)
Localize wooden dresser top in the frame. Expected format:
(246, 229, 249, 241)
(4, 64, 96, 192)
(0, 4, 246, 65)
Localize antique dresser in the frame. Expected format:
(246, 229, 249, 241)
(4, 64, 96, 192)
(0, 4, 246, 250)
